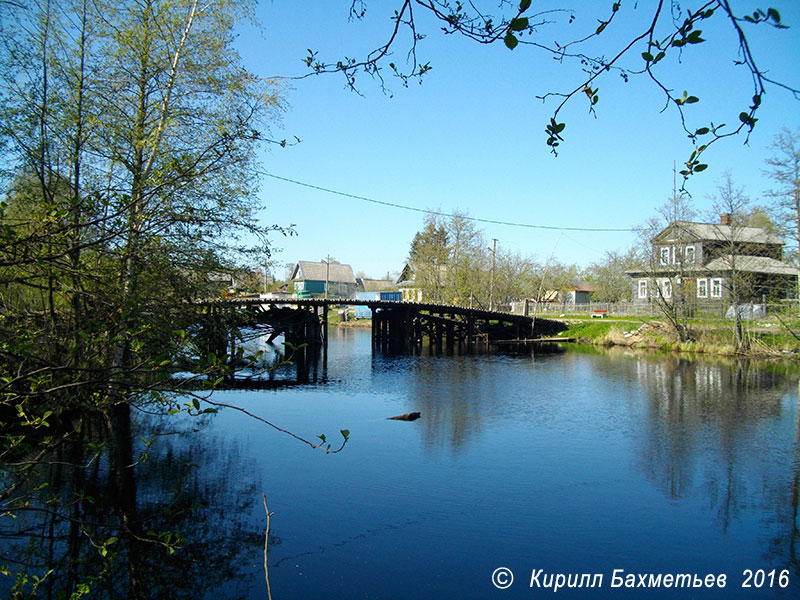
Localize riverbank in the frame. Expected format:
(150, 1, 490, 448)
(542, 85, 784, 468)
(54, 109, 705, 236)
(561, 317, 800, 358)
(330, 313, 800, 357)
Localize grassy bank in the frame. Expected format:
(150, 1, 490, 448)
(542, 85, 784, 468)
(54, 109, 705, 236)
(560, 316, 800, 358)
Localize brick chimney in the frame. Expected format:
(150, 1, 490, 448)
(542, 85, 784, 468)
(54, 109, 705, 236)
(720, 213, 731, 226)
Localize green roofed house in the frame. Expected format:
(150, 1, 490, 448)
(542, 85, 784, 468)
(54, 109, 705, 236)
(291, 261, 358, 299)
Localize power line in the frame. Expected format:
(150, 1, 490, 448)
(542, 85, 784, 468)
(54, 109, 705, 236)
(259, 170, 640, 233)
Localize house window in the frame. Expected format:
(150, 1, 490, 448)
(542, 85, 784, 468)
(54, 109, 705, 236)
(697, 278, 708, 298)
(659, 247, 671, 265)
(711, 278, 723, 299)
(660, 279, 672, 299)
(685, 246, 696, 264)
(638, 279, 648, 299)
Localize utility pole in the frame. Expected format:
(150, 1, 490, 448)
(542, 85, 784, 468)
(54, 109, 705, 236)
(324, 255, 331, 299)
(489, 238, 497, 311)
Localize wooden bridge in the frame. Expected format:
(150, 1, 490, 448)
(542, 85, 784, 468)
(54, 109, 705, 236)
(191, 297, 567, 382)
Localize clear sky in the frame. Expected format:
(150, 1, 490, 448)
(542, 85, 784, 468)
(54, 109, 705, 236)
(236, 1, 800, 281)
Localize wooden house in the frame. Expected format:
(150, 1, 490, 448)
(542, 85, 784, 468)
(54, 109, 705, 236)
(395, 263, 423, 302)
(628, 215, 799, 307)
(291, 261, 358, 298)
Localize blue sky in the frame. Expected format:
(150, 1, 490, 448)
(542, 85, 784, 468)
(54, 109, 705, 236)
(237, 1, 800, 281)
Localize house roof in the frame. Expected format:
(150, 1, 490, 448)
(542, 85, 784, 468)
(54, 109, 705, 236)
(704, 255, 800, 276)
(292, 261, 357, 284)
(395, 263, 415, 285)
(566, 283, 597, 293)
(359, 278, 397, 291)
(656, 221, 784, 245)
(627, 255, 799, 277)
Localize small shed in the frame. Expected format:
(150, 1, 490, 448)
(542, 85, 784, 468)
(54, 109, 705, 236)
(563, 283, 597, 304)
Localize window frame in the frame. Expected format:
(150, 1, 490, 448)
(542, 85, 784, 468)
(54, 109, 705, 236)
(659, 247, 671, 266)
(638, 279, 648, 299)
(711, 278, 723, 299)
(696, 278, 708, 298)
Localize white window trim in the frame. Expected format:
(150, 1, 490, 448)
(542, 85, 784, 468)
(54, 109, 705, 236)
(696, 278, 708, 299)
(685, 245, 696, 265)
(660, 279, 672, 299)
(638, 279, 648, 299)
(711, 278, 723, 299)
(659, 247, 671, 266)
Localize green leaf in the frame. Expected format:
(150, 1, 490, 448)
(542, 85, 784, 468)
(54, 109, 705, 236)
(596, 22, 607, 35)
(739, 112, 750, 123)
(694, 164, 708, 172)
(685, 96, 699, 104)
(504, 32, 518, 50)
(694, 127, 710, 136)
(642, 52, 654, 62)
(510, 17, 528, 31)
(687, 30, 704, 43)
(767, 8, 780, 23)
(340, 429, 350, 438)
(519, 0, 532, 11)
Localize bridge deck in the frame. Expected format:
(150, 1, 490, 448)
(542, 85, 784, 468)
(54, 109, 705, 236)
(198, 297, 539, 324)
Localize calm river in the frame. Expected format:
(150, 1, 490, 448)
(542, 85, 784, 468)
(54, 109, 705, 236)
(2, 328, 799, 599)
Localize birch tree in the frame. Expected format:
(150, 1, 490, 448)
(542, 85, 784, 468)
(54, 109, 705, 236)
(0, 0, 285, 406)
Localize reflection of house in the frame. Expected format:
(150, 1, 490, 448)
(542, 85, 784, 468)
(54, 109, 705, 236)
(628, 215, 799, 305)
(395, 263, 423, 302)
(291, 261, 358, 298)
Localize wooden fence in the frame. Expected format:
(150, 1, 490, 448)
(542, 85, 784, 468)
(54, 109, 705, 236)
(507, 300, 800, 320)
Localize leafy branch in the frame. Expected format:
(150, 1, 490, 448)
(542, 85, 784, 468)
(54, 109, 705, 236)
(285, 1, 799, 181)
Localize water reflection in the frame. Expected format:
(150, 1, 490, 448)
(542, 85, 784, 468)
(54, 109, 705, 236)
(0, 404, 265, 599)
(3, 332, 800, 599)
(586, 348, 800, 573)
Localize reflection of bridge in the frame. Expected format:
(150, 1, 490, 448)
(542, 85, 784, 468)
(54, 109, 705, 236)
(192, 297, 567, 381)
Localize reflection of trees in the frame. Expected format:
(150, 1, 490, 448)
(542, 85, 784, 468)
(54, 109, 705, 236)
(406, 358, 488, 453)
(0, 404, 263, 599)
(406, 349, 565, 452)
(596, 349, 800, 572)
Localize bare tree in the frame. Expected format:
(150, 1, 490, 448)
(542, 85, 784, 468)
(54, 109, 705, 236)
(637, 191, 697, 342)
(708, 173, 754, 351)
(764, 127, 800, 300)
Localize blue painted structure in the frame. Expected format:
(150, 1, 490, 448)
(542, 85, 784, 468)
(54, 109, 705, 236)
(354, 291, 403, 318)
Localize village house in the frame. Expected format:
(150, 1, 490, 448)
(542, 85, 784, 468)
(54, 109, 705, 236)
(395, 263, 424, 302)
(627, 214, 799, 309)
(290, 261, 358, 298)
